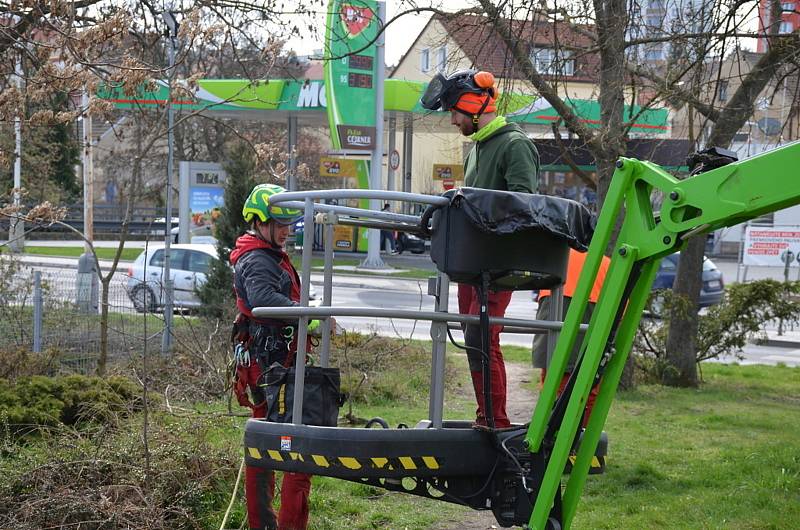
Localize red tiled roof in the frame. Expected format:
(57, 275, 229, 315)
(435, 14, 599, 82)
(303, 61, 325, 80)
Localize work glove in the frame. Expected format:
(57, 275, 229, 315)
(308, 318, 338, 338)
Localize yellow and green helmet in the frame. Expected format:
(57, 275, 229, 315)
(242, 184, 303, 225)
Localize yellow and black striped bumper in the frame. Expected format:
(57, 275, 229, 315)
(244, 419, 502, 479)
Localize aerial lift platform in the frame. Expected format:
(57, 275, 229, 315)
(244, 142, 800, 529)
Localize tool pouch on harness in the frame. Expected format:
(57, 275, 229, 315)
(230, 314, 254, 408)
(251, 324, 292, 367)
(231, 316, 307, 410)
(263, 363, 345, 427)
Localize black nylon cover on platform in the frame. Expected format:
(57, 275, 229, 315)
(443, 187, 595, 250)
(428, 188, 595, 290)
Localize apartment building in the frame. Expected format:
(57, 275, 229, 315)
(390, 13, 605, 196)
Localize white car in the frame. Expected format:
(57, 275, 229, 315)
(149, 217, 214, 243)
(126, 244, 321, 312)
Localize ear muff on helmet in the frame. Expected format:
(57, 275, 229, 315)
(242, 183, 303, 225)
(473, 71, 497, 97)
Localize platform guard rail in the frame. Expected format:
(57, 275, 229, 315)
(256, 189, 582, 428)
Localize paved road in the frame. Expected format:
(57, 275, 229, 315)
(13, 253, 800, 367)
(332, 280, 538, 348)
(713, 342, 800, 366)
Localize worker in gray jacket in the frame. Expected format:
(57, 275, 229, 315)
(230, 183, 314, 530)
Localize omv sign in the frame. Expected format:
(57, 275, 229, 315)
(297, 81, 327, 108)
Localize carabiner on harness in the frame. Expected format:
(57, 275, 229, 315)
(234, 342, 251, 367)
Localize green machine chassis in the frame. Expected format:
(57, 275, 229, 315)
(246, 141, 800, 529)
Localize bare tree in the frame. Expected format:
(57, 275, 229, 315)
(1, 1, 330, 374)
(392, 0, 799, 386)
(661, 8, 800, 386)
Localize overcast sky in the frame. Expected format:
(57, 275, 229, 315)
(283, 0, 759, 67)
(284, 1, 457, 66)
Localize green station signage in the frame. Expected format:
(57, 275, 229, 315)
(324, 0, 380, 150)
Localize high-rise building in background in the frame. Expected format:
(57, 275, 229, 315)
(627, 0, 714, 63)
(757, 0, 800, 52)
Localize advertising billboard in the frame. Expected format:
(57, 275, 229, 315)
(742, 226, 800, 266)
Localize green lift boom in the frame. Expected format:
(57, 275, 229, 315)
(528, 142, 800, 529)
(244, 141, 800, 529)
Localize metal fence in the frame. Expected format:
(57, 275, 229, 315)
(0, 203, 174, 239)
(0, 258, 167, 374)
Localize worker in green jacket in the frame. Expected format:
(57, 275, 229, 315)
(421, 69, 539, 428)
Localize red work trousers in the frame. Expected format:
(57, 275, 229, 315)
(243, 362, 312, 530)
(540, 369, 600, 428)
(458, 283, 514, 428)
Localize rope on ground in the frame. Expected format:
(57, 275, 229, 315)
(220, 456, 245, 530)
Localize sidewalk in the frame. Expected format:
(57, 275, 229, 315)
(712, 256, 797, 284)
(762, 325, 800, 348)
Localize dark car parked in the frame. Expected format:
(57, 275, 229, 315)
(396, 232, 428, 255)
(652, 252, 725, 308)
(532, 252, 724, 312)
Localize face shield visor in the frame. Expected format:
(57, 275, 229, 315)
(419, 70, 482, 112)
(419, 73, 448, 111)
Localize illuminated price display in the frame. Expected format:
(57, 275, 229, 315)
(349, 54, 374, 71)
(348, 72, 373, 89)
(195, 172, 220, 185)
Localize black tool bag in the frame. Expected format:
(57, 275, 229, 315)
(263, 363, 344, 427)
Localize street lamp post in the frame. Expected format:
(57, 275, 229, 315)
(76, 88, 99, 315)
(82, 89, 94, 253)
(161, 11, 179, 354)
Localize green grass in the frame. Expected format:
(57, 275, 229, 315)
(0, 306, 193, 354)
(445, 339, 533, 364)
(195, 359, 800, 529)
(23, 245, 142, 261)
(4, 337, 799, 529)
(572, 362, 800, 529)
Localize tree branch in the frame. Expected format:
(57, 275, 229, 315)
(628, 62, 722, 121)
(708, 34, 800, 147)
(550, 123, 597, 190)
(475, 0, 599, 148)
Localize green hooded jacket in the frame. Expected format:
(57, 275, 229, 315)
(463, 119, 540, 193)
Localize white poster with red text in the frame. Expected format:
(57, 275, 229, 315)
(743, 226, 800, 266)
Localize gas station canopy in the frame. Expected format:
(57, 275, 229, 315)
(98, 78, 669, 134)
